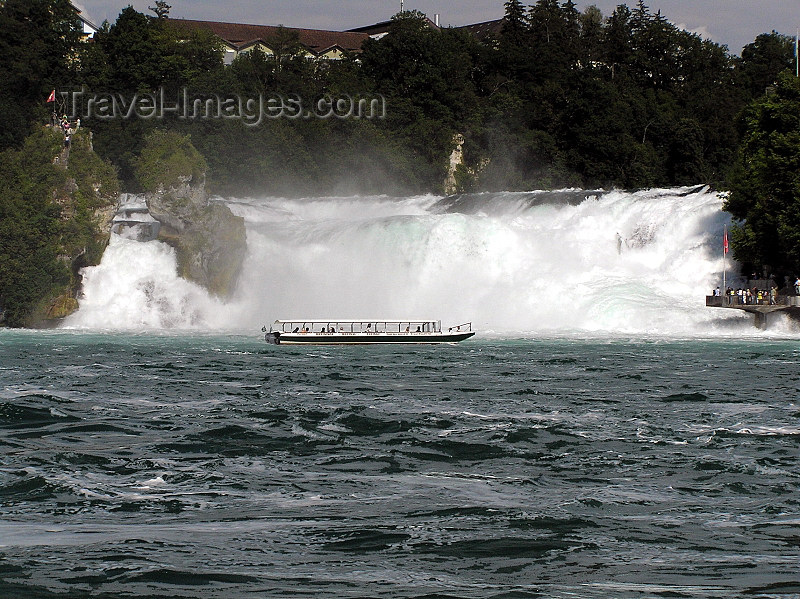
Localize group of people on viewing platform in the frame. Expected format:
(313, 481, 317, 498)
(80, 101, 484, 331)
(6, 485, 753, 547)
(712, 286, 779, 305)
(711, 276, 800, 304)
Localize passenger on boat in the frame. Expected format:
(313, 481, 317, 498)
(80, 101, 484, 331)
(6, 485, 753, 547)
(416, 326, 421, 333)
(293, 327, 299, 333)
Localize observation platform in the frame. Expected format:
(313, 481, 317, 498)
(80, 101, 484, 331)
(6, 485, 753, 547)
(706, 295, 800, 329)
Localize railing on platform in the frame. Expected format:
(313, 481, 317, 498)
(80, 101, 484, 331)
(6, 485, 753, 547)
(706, 295, 800, 308)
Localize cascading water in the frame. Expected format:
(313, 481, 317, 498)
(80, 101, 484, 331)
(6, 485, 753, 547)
(64, 186, 768, 336)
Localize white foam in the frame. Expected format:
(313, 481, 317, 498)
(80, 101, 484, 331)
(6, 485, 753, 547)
(63, 236, 225, 331)
(66, 187, 771, 336)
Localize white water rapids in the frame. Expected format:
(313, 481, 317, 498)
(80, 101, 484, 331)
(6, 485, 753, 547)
(64, 186, 787, 337)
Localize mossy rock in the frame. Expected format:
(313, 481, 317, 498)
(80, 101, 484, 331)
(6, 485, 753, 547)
(169, 203, 246, 298)
(134, 130, 207, 192)
(0, 126, 120, 328)
(46, 294, 79, 319)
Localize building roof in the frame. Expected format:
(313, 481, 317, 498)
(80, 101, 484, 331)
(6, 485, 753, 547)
(347, 16, 440, 37)
(170, 19, 370, 55)
(346, 20, 394, 36)
(69, 1, 99, 37)
(456, 18, 505, 41)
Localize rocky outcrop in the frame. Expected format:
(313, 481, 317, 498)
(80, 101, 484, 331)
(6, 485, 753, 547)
(443, 133, 487, 195)
(45, 295, 79, 320)
(32, 128, 120, 326)
(444, 134, 465, 196)
(146, 177, 246, 299)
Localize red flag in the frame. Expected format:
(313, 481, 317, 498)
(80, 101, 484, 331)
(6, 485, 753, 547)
(46, 89, 55, 103)
(723, 229, 729, 254)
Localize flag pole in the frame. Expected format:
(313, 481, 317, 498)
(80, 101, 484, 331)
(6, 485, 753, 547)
(723, 225, 727, 297)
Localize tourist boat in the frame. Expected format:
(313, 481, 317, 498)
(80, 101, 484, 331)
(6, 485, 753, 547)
(263, 319, 475, 345)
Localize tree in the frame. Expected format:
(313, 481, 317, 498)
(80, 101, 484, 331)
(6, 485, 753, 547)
(360, 10, 481, 180)
(579, 5, 604, 69)
(629, 6, 682, 90)
(149, 1, 171, 19)
(527, 0, 579, 80)
(0, 0, 82, 149)
(95, 7, 166, 90)
(603, 4, 633, 80)
(737, 32, 796, 98)
(499, 0, 530, 79)
(503, 0, 526, 28)
(133, 129, 207, 192)
(87, 6, 223, 92)
(263, 26, 313, 91)
(725, 72, 800, 278)
(668, 118, 706, 183)
(230, 46, 277, 93)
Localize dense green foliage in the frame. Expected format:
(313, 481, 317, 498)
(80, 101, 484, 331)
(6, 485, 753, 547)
(0, 127, 118, 326)
(3, 0, 795, 194)
(58, 129, 120, 264)
(0, 0, 82, 148)
(725, 72, 800, 280)
(134, 129, 208, 192)
(0, 129, 69, 326)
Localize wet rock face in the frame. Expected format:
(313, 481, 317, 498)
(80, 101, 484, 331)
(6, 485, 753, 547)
(173, 202, 247, 298)
(146, 179, 246, 299)
(146, 178, 206, 233)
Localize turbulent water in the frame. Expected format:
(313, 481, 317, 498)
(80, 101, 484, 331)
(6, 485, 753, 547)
(63, 186, 788, 336)
(1, 333, 799, 598)
(3, 188, 800, 598)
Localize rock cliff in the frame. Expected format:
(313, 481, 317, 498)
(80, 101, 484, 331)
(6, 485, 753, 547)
(40, 127, 120, 323)
(146, 177, 246, 299)
(134, 130, 247, 299)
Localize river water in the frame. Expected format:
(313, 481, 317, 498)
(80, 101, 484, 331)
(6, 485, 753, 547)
(1, 332, 799, 598)
(1, 188, 799, 597)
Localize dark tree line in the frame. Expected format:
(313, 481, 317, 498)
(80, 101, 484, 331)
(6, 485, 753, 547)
(473, 0, 789, 190)
(725, 72, 800, 282)
(0, 0, 82, 149)
(1, 0, 795, 194)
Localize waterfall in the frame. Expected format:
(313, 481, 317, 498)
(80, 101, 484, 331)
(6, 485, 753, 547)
(64, 186, 766, 336)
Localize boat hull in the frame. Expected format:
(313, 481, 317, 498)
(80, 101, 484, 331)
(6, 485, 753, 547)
(265, 331, 475, 345)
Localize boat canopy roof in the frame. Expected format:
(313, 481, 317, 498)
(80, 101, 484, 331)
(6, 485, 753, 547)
(273, 319, 439, 324)
(266, 319, 471, 337)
